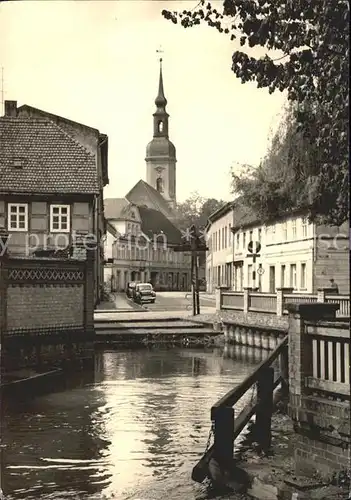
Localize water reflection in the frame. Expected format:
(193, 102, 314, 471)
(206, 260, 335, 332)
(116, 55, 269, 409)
(2, 347, 261, 500)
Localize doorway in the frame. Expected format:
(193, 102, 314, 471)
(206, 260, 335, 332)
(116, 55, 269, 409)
(269, 265, 276, 293)
(150, 271, 158, 288)
(226, 263, 232, 288)
(234, 262, 243, 291)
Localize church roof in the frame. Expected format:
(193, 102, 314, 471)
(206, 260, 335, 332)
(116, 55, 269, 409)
(138, 205, 182, 245)
(104, 198, 129, 219)
(125, 180, 175, 219)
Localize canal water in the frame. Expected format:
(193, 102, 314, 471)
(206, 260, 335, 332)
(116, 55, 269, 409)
(1, 345, 264, 500)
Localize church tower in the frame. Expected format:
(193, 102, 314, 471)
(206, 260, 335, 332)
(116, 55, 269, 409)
(145, 58, 176, 209)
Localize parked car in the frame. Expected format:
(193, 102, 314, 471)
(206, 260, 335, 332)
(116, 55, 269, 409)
(133, 283, 156, 304)
(126, 281, 140, 298)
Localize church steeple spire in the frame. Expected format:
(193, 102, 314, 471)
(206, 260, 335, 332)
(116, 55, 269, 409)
(145, 52, 177, 210)
(152, 56, 169, 139)
(155, 59, 167, 109)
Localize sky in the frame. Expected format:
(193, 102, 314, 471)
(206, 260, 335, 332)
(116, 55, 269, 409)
(0, 0, 286, 203)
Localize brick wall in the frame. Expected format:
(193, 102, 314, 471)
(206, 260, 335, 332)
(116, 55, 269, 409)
(295, 434, 350, 477)
(287, 304, 350, 479)
(0, 253, 95, 372)
(314, 247, 350, 294)
(7, 285, 84, 332)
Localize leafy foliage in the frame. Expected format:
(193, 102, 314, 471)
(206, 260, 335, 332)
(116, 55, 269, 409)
(231, 103, 322, 221)
(163, 0, 349, 225)
(175, 192, 225, 231)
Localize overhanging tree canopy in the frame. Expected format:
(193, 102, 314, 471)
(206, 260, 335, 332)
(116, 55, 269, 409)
(163, 0, 349, 225)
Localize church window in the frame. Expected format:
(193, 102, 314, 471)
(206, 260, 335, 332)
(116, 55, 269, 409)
(156, 177, 163, 193)
(158, 120, 164, 133)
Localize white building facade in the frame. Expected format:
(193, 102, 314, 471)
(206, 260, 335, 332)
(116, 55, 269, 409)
(104, 203, 191, 292)
(205, 202, 349, 294)
(205, 203, 234, 292)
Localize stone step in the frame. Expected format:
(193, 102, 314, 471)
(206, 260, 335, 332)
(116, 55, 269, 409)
(94, 316, 182, 324)
(95, 327, 216, 336)
(94, 320, 206, 330)
(95, 308, 144, 314)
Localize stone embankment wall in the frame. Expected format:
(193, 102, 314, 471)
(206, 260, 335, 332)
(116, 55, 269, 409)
(192, 308, 288, 350)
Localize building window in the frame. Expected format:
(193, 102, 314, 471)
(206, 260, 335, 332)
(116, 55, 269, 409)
(283, 222, 287, 240)
(249, 230, 253, 243)
(243, 231, 246, 249)
(281, 265, 286, 288)
(290, 264, 297, 289)
(248, 264, 253, 287)
(218, 230, 221, 251)
(292, 219, 297, 239)
(302, 217, 308, 237)
(225, 226, 228, 248)
(50, 205, 70, 232)
(156, 177, 163, 193)
(300, 263, 306, 289)
(236, 233, 240, 248)
(8, 203, 28, 231)
(229, 223, 232, 244)
(258, 228, 262, 243)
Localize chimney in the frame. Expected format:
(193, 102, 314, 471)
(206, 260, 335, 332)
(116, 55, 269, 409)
(4, 100, 17, 117)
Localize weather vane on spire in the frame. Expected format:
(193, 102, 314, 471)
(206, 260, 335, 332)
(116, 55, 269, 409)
(156, 45, 164, 67)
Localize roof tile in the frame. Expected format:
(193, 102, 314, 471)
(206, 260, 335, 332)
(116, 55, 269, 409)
(0, 117, 99, 194)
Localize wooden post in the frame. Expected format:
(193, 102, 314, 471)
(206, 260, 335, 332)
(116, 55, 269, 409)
(211, 406, 234, 466)
(255, 366, 274, 451)
(190, 225, 200, 316)
(279, 344, 289, 397)
(243, 287, 251, 313)
(191, 253, 196, 316)
(195, 251, 200, 315)
(317, 288, 327, 302)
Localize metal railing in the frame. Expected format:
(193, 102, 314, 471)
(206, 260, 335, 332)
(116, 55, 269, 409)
(221, 291, 243, 310)
(325, 295, 350, 318)
(305, 321, 350, 397)
(220, 290, 349, 318)
(249, 293, 277, 313)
